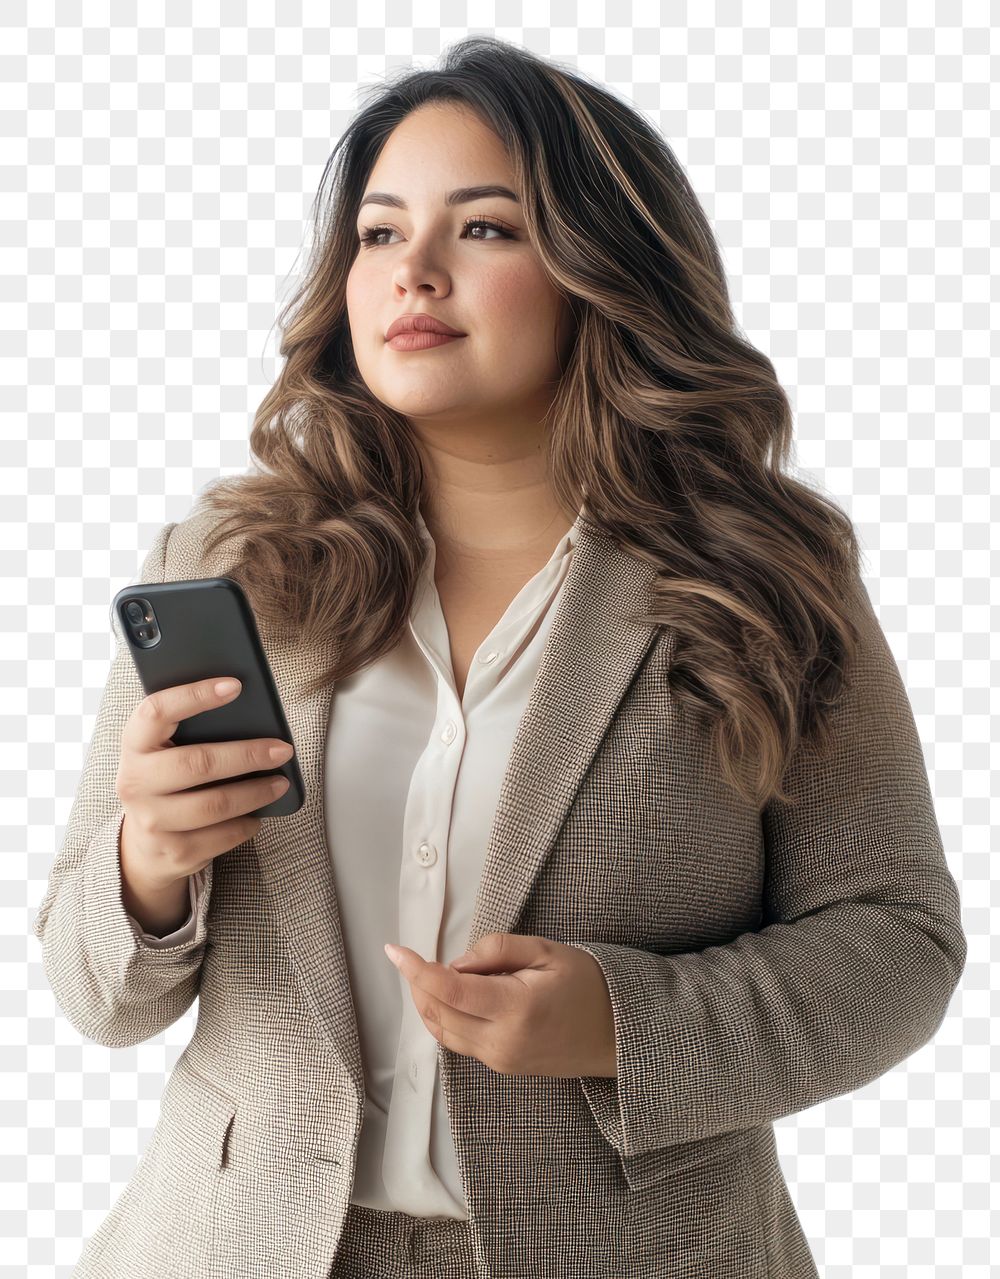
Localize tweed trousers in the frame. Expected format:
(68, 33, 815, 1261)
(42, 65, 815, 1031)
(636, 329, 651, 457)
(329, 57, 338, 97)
(328, 1203, 478, 1278)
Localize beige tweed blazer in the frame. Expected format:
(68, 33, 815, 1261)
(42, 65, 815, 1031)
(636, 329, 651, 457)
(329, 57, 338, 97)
(32, 508, 967, 1279)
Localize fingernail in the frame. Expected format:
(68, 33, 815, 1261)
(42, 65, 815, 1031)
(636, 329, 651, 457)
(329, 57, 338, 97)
(384, 943, 401, 965)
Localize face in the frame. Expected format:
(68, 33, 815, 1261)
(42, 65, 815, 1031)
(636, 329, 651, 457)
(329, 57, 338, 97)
(345, 102, 574, 440)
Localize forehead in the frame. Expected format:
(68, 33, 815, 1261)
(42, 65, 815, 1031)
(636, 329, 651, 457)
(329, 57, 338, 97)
(363, 104, 515, 200)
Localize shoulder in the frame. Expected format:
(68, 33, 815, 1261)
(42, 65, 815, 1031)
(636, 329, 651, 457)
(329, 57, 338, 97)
(162, 506, 253, 581)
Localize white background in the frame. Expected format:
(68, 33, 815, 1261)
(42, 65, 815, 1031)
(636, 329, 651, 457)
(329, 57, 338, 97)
(12, 7, 990, 1277)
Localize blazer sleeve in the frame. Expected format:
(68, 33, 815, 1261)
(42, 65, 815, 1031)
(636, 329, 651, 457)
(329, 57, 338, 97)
(30, 521, 217, 1048)
(569, 570, 967, 1159)
(125, 869, 204, 948)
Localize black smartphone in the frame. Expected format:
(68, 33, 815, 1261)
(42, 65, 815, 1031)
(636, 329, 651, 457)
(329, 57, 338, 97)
(110, 576, 304, 817)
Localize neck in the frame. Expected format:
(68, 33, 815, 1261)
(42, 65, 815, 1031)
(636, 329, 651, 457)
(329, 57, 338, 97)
(419, 485, 579, 564)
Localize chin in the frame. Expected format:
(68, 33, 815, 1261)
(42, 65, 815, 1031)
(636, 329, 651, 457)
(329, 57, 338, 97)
(376, 387, 468, 417)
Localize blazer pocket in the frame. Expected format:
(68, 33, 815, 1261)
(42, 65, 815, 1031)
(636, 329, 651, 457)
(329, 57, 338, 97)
(75, 1058, 238, 1278)
(167, 1057, 239, 1172)
(618, 1123, 763, 1194)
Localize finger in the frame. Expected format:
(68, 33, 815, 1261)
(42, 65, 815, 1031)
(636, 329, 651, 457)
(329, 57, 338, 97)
(125, 676, 243, 754)
(421, 1013, 485, 1066)
(138, 734, 289, 800)
(411, 988, 498, 1064)
(393, 951, 506, 1022)
(141, 773, 288, 834)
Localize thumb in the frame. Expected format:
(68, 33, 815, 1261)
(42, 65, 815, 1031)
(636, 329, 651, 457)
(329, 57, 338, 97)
(448, 933, 550, 972)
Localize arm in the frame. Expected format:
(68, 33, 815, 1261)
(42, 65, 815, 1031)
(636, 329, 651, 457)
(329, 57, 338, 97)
(31, 521, 217, 1047)
(570, 571, 966, 1158)
(125, 870, 204, 947)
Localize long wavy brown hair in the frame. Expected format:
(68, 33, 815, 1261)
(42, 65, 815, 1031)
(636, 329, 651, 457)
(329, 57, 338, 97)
(193, 35, 865, 812)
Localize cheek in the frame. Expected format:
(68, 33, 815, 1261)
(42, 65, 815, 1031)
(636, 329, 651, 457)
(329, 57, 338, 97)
(477, 259, 549, 315)
(344, 264, 363, 319)
(344, 266, 379, 360)
(345, 249, 380, 306)
(479, 266, 563, 347)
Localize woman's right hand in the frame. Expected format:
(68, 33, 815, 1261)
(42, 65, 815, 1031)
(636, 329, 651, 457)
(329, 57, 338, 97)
(115, 677, 293, 891)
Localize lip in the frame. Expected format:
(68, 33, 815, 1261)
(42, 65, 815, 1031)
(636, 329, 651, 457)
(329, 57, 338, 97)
(387, 331, 463, 352)
(385, 313, 465, 341)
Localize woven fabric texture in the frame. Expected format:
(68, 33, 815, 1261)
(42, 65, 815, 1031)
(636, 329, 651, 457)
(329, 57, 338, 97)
(31, 509, 966, 1279)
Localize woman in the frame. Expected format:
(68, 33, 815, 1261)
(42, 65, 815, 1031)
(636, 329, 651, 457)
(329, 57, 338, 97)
(32, 35, 966, 1279)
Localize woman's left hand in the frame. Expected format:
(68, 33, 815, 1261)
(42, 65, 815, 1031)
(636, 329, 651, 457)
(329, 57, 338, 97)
(384, 932, 618, 1079)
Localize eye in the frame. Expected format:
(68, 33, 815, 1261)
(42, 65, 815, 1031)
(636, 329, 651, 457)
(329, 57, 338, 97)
(357, 215, 515, 248)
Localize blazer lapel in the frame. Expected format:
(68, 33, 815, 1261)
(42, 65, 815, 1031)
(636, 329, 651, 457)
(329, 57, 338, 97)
(463, 525, 662, 952)
(249, 520, 663, 1090)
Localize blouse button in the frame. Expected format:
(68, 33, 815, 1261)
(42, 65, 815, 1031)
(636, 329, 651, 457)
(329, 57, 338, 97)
(440, 720, 456, 744)
(478, 650, 500, 665)
(416, 842, 438, 867)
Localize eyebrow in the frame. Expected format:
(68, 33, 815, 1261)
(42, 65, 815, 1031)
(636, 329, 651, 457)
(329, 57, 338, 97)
(359, 184, 520, 211)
